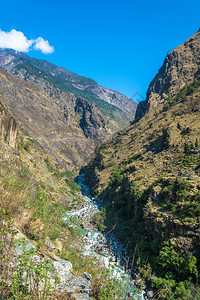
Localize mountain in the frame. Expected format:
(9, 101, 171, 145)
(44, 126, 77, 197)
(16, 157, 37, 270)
(0, 94, 95, 299)
(0, 49, 137, 132)
(0, 68, 111, 169)
(0, 65, 134, 300)
(88, 31, 200, 298)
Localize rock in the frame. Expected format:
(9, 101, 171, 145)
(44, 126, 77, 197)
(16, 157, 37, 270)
(136, 32, 200, 122)
(44, 236, 57, 252)
(50, 261, 93, 299)
(147, 290, 154, 298)
(52, 260, 73, 281)
(87, 232, 92, 239)
(0, 63, 111, 169)
(14, 231, 35, 256)
(73, 293, 92, 300)
(142, 283, 147, 290)
(13, 235, 93, 299)
(0, 101, 18, 150)
(188, 174, 195, 180)
(54, 238, 63, 253)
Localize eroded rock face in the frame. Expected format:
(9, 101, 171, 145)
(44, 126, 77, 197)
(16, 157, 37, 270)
(0, 100, 17, 150)
(75, 98, 111, 142)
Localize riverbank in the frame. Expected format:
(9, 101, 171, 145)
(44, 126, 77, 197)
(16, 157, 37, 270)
(64, 172, 152, 300)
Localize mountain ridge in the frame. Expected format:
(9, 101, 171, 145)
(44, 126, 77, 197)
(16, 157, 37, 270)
(0, 49, 137, 132)
(135, 31, 200, 121)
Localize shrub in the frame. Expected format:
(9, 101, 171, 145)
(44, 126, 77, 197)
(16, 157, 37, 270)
(0, 209, 57, 299)
(158, 242, 198, 281)
(149, 132, 156, 140)
(110, 168, 124, 183)
(163, 97, 174, 111)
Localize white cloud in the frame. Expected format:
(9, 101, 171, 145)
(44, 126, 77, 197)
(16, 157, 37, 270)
(0, 29, 54, 54)
(0, 29, 33, 52)
(34, 37, 54, 54)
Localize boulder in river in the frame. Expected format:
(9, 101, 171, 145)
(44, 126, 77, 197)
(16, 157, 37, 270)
(87, 232, 92, 239)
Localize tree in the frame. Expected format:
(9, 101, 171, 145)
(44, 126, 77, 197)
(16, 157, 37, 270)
(195, 138, 199, 148)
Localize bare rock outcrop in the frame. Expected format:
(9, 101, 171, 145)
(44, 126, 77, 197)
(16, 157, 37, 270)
(0, 100, 17, 150)
(135, 31, 200, 121)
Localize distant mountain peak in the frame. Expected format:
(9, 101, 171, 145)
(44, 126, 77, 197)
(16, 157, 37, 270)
(135, 31, 200, 121)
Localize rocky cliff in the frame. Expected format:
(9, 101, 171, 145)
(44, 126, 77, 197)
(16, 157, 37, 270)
(0, 100, 17, 150)
(135, 31, 200, 121)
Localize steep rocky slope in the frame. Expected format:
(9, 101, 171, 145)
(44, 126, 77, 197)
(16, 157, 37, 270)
(88, 31, 200, 299)
(0, 97, 139, 300)
(0, 49, 137, 131)
(0, 99, 95, 299)
(0, 68, 112, 169)
(135, 31, 200, 121)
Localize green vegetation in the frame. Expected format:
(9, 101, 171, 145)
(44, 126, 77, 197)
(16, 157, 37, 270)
(120, 153, 141, 166)
(109, 167, 124, 183)
(148, 132, 156, 140)
(179, 156, 195, 167)
(158, 179, 200, 222)
(195, 138, 199, 148)
(95, 166, 200, 299)
(163, 97, 174, 111)
(0, 142, 140, 299)
(92, 209, 106, 231)
(18, 137, 34, 153)
(0, 209, 58, 299)
(1, 165, 67, 243)
(184, 140, 200, 154)
(158, 241, 198, 280)
(177, 73, 200, 102)
(44, 157, 81, 194)
(86, 47, 200, 300)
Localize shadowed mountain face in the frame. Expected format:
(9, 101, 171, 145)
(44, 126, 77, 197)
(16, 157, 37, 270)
(0, 68, 111, 168)
(88, 31, 200, 298)
(0, 49, 137, 132)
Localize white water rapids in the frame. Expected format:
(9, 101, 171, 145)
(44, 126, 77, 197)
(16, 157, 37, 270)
(63, 173, 146, 300)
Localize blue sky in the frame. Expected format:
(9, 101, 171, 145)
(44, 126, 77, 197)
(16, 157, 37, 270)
(1, 0, 200, 100)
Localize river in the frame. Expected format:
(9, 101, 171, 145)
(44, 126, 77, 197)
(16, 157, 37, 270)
(63, 172, 147, 300)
